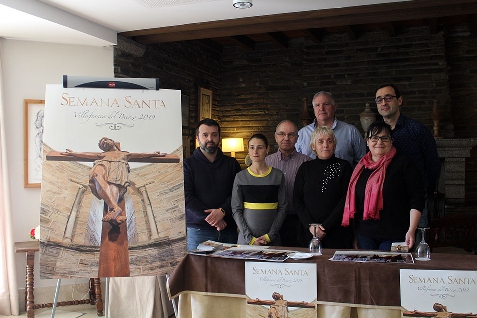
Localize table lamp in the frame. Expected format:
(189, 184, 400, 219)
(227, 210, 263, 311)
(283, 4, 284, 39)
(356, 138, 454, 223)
(221, 138, 244, 157)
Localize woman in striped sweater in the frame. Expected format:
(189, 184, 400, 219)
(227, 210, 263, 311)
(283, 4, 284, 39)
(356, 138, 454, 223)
(231, 133, 287, 246)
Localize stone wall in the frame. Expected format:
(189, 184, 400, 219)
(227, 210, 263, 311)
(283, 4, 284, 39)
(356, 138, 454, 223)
(219, 26, 452, 159)
(114, 24, 477, 205)
(445, 25, 477, 204)
(115, 39, 222, 152)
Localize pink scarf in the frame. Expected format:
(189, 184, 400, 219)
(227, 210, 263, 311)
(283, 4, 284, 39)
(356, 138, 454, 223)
(341, 146, 397, 226)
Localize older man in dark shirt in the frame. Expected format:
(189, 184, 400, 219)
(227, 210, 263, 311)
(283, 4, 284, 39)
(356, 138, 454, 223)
(265, 120, 311, 247)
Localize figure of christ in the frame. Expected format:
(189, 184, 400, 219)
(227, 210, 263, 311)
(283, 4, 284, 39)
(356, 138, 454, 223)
(248, 292, 314, 317)
(268, 292, 289, 318)
(61, 137, 165, 226)
(47, 137, 180, 277)
(403, 302, 477, 317)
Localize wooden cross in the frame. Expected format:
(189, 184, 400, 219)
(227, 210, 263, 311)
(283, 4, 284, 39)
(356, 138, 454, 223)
(403, 303, 477, 317)
(247, 298, 315, 308)
(46, 140, 179, 277)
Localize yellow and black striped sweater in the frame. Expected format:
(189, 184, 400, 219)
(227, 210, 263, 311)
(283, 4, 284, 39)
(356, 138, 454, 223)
(231, 166, 287, 245)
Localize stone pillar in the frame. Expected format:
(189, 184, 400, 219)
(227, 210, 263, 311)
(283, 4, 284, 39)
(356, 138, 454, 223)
(64, 185, 86, 242)
(138, 185, 159, 239)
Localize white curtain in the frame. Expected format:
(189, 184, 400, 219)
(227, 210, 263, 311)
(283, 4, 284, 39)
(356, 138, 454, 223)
(0, 41, 20, 316)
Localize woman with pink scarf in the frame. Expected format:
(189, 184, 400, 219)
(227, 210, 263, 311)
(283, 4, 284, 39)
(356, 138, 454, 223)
(341, 121, 425, 251)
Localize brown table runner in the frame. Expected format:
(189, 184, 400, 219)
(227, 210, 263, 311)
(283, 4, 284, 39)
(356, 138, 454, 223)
(168, 249, 477, 307)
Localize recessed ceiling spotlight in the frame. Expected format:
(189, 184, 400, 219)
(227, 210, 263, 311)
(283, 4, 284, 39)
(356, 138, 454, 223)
(233, 0, 252, 9)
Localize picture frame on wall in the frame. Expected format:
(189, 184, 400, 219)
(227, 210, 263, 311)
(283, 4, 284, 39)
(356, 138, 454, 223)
(198, 87, 212, 121)
(24, 99, 45, 188)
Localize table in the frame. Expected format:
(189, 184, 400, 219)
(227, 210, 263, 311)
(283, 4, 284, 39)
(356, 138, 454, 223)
(14, 241, 104, 318)
(167, 248, 477, 318)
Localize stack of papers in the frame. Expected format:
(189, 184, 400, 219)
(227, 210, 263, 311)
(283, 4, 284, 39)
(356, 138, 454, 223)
(213, 247, 289, 262)
(330, 250, 414, 263)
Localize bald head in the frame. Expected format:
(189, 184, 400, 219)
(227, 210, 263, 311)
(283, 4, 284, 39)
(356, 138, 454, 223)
(274, 120, 298, 156)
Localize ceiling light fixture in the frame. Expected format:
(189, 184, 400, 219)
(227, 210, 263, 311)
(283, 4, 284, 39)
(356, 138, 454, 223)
(233, 0, 252, 9)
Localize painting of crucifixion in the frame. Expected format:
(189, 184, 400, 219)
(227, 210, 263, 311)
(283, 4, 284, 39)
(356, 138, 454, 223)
(39, 85, 186, 278)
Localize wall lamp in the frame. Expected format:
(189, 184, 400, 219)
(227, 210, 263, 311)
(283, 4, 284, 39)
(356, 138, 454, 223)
(221, 138, 244, 157)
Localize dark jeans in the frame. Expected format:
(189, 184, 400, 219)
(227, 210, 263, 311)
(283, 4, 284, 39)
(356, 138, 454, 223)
(186, 227, 238, 251)
(357, 234, 402, 251)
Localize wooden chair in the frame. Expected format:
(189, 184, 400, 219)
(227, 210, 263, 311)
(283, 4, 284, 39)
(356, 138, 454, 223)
(427, 213, 477, 254)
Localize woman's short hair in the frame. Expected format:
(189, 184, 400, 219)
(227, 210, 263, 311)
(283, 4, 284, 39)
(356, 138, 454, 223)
(366, 121, 392, 139)
(249, 133, 269, 148)
(309, 126, 336, 155)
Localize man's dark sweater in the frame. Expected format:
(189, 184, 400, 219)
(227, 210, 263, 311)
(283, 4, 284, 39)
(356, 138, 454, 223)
(183, 147, 241, 231)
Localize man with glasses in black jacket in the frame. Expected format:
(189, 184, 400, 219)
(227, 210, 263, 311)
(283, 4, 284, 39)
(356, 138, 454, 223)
(375, 84, 440, 246)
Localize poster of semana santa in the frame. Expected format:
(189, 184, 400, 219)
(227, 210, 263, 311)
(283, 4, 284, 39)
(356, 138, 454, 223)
(39, 84, 186, 278)
(245, 262, 317, 317)
(400, 269, 477, 316)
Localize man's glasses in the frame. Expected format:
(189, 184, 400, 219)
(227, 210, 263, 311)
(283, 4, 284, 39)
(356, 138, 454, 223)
(367, 135, 392, 142)
(276, 132, 297, 138)
(375, 95, 397, 104)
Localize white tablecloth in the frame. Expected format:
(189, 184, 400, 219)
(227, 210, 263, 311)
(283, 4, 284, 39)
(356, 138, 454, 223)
(108, 276, 174, 318)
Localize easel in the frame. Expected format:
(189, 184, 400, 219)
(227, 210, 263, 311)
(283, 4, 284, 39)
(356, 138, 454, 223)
(166, 274, 179, 316)
(45, 77, 179, 317)
(51, 277, 106, 318)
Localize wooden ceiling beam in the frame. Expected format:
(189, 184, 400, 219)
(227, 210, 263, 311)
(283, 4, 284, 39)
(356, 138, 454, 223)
(304, 28, 322, 43)
(123, 0, 477, 44)
(196, 39, 223, 54)
(231, 35, 255, 50)
(343, 25, 357, 40)
(267, 32, 289, 48)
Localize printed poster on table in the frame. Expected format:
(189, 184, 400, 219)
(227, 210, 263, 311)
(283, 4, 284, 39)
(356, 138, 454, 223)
(245, 262, 317, 318)
(400, 269, 477, 316)
(39, 84, 186, 278)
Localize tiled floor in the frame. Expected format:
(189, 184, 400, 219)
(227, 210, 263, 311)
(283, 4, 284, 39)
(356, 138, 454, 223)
(0, 304, 99, 318)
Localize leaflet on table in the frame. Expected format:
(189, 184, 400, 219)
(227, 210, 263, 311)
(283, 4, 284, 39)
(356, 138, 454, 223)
(196, 240, 271, 251)
(191, 241, 296, 261)
(330, 250, 414, 263)
(213, 247, 290, 262)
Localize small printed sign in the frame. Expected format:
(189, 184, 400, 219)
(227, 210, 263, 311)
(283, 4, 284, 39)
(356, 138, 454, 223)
(400, 269, 477, 316)
(245, 262, 317, 317)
